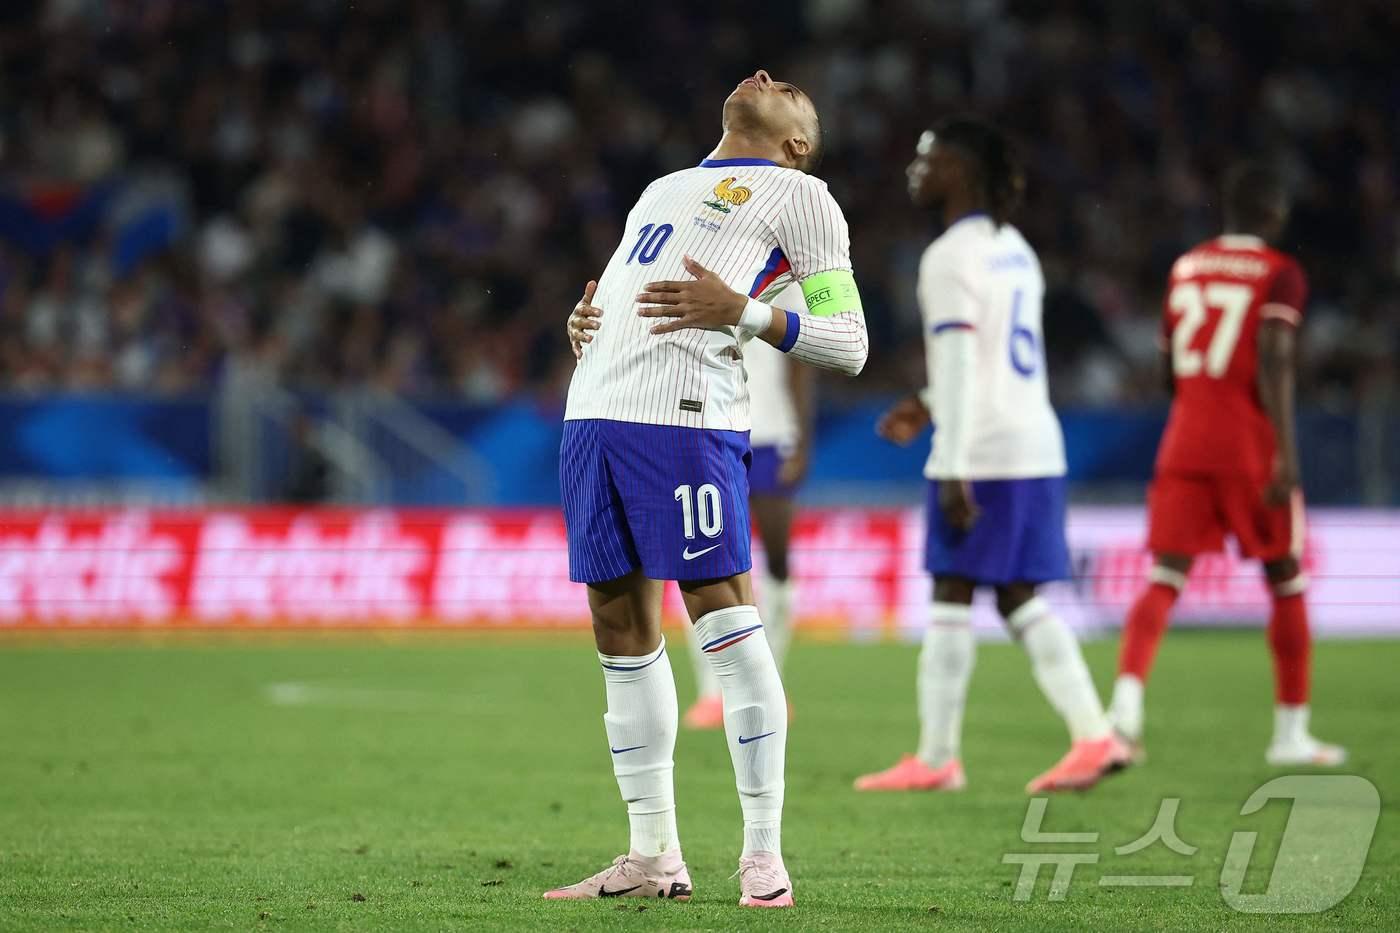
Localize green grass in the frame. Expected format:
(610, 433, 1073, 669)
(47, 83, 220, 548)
(0, 630, 1396, 931)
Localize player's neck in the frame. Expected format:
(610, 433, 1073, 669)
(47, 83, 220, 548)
(708, 131, 788, 167)
(942, 193, 986, 228)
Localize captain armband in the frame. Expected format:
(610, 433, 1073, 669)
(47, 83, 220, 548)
(800, 270, 863, 318)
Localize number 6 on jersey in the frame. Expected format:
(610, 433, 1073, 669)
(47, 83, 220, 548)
(674, 483, 723, 539)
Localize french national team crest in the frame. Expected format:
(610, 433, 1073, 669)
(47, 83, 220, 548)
(703, 177, 752, 213)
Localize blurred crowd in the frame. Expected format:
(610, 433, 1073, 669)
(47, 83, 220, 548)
(0, 0, 1395, 407)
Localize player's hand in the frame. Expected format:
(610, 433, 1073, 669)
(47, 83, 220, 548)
(567, 280, 601, 360)
(778, 444, 811, 486)
(876, 395, 931, 446)
(939, 479, 980, 532)
(1264, 460, 1300, 507)
(636, 255, 746, 334)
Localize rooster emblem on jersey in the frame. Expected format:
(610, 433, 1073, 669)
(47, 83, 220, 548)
(703, 177, 752, 213)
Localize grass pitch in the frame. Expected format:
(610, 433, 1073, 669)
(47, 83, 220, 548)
(1, 629, 1396, 931)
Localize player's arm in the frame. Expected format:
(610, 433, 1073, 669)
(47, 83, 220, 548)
(1257, 261, 1308, 506)
(779, 359, 817, 484)
(638, 179, 868, 376)
(926, 272, 981, 530)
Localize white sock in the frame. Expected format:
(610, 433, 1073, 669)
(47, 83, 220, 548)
(1009, 597, 1111, 742)
(598, 639, 680, 858)
(1108, 674, 1145, 740)
(758, 571, 795, 674)
(694, 605, 786, 858)
(1273, 703, 1310, 746)
(916, 602, 975, 768)
(683, 619, 722, 699)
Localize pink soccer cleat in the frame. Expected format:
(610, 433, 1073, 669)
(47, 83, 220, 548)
(682, 694, 725, 730)
(737, 852, 794, 908)
(854, 754, 966, 792)
(1026, 734, 1132, 793)
(543, 852, 692, 901)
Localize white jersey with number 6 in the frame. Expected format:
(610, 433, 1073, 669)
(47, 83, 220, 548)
(565, 158, 852, 431)
(919, 214, 1066, 480)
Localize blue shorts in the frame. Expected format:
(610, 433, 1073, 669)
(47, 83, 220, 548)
(748, 444, 800, 497)
(561, 419, 753, 584)
(924, 477, 1070, 584)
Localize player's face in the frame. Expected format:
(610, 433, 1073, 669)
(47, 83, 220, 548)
(722, 70, 817, 167)
(906, 130, 951, 209)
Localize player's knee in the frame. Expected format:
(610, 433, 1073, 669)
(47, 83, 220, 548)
(1148, 559, 1190, 592)
(1264, 558, 1307, 597)
(994, 584, 1037, 620)
(933, 577, 976, 605)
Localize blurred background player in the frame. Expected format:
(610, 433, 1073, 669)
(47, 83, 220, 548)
(682, 282, 814, 730)
(550, 70, 867, 908)
(1106, 164, 1346, 768)
(854, 118, 1128, 795)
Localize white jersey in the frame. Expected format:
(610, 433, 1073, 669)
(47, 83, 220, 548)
(564, 158, 851, 430)
(919, 214, 1066, 479)
(745, 283, 803, 447)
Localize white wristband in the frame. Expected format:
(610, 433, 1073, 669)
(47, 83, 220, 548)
(737, 297, 772, 336)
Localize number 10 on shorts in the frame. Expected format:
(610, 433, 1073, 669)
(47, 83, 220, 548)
(674, 483, 724, 539)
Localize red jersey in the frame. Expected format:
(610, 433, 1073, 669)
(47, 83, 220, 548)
(1155, 235, 1307, 479)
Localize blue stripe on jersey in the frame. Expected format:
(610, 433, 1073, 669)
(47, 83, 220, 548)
(699, 157, 778, 168)
(778, 311, 801, 352)
(747, 247, 790, 298)
(932, 321, 975, 335)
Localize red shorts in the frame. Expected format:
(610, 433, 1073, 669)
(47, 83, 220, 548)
(1146, 472, 1304, 561)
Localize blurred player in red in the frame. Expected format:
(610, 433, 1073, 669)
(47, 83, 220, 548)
(1106, 164, 1345, 767)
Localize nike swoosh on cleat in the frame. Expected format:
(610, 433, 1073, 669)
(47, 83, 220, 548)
(682, 544, 722, 560)
(610, 745, 646, 754)
(737, 732, 776, 745)
(751, 887, 789, 901)
(599, 884, 642, 897)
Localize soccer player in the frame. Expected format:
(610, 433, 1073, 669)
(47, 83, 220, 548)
(1105, 164, 1346, 767)
(854, 117, 1129, 795)
(550, 70, 868, 907)
(682, 282, 813, 730)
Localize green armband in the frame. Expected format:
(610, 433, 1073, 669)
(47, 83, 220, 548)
(800, 269, 863, 317)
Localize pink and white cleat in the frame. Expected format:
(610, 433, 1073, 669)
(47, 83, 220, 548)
(543, 852, 692, 901)
(737, 852, 793, 908)
(1026, 734, 1132, 793)
(853, 755, 966, 792)
(682, 694, 725, 730)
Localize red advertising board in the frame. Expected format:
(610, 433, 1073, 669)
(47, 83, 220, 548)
(0, 507, 1395, 636)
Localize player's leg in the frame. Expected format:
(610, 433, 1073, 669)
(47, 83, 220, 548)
(680, 607, 724, 729)
(750, 491, 796, 676)
(548, 421, 691, 901)
(855, 478, 982, 792)
(630, 425, 791, 907)
(1107, 472, 1220, 754)
(1236, 487, 1346, 766)
(682, 487, 793, 731)
(680, 573, 793, 907)
(1106, 553, 1191, 751)
(999, 582, 1128, 792)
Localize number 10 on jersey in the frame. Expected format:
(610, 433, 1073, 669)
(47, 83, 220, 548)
(674, 483, 723, 539)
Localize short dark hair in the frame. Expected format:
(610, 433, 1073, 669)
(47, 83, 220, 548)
(1225, 162, 1289, 232)
(931, 116, 1025, 225)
